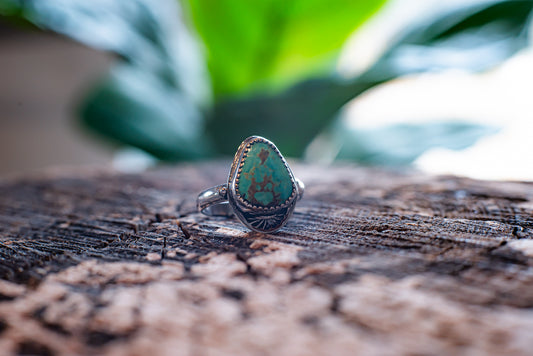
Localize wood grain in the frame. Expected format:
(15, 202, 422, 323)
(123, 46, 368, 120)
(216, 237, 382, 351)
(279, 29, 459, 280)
(0, 162, 532, 355)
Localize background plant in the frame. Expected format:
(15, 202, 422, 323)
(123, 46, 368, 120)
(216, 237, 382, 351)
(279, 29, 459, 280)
(1, 0, 532, 164)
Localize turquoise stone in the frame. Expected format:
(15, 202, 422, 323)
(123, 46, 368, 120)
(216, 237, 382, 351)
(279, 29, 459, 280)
(238, 142, 293, 207)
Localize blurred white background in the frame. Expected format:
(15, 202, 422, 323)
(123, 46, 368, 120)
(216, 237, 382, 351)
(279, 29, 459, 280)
(337, 0, 533, 181)
(0, 20, 114, 176)
(1, 0, 531, 181)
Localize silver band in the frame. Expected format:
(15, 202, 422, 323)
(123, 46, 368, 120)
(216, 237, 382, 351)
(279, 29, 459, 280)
(197, 184, 233, 216)
(197, 178, 305, 217)
(197, 136, 304, 233)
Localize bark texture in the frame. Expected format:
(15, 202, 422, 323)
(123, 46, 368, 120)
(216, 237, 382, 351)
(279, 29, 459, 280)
(1, 162, 533, 356)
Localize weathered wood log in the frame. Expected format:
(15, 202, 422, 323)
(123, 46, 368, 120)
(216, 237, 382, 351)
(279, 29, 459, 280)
(0, 162, 533, 356)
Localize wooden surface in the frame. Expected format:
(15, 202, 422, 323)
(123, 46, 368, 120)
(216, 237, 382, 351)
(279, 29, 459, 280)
(1, 162, 533, 355)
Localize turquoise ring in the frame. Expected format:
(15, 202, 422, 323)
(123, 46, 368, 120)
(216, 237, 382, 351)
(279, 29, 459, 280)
(197, 136, 304, 233)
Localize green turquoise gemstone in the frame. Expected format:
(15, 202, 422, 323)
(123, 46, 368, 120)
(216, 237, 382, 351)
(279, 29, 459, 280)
(238, 142, 293, 207)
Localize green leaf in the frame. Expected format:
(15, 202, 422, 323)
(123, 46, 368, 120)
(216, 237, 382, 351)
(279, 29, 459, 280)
(184, 0, 387, 96)
(0, 0, 18, 15)
(315, 121, 500, 165)
(81, 65, 210, 160)
(208, 78, 374, 157)
(6, 0, 211, 160)
(362, 0, 533, 82)
(323, 0, 533, 164)
(208, 0, 533, 161)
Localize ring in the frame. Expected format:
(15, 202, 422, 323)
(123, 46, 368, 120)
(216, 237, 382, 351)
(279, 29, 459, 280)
(197, 136, 304, 233)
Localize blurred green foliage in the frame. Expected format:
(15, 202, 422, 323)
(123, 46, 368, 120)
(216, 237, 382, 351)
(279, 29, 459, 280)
(209, 0, 533, 159)
(1, 0, 211, 160)
(319, 0, 533, 164)
(185, 0, 386, 96)
(1, 0, 533, 164)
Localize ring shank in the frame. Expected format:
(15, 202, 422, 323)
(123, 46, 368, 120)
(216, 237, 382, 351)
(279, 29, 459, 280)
(202, 202, 233, 216)
(197, 184, 233, 216)
(295, 178, 304, 200)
